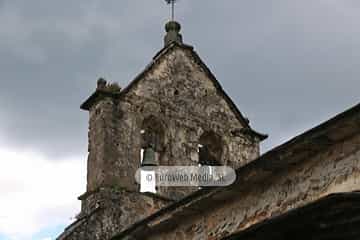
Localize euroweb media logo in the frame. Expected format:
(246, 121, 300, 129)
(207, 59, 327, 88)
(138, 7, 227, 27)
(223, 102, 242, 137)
(135, 166, 236, 193)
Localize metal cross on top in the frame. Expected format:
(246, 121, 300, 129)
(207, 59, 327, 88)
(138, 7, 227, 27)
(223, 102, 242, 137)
(165, 0, 177, 21)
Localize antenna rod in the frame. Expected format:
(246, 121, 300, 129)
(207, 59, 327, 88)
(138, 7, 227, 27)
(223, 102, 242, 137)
(165, 0, 177, 21)
(171, 0, 174, 21)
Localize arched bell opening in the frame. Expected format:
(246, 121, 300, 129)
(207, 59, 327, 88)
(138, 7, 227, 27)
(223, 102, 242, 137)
(197, 131, 223, 189)
(198, 131, 223, 166)
(140, 116, 165, 166)
(139, 116, 165, 193)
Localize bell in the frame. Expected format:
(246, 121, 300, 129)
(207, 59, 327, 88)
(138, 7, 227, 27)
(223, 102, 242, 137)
(142, 145, 157, 167)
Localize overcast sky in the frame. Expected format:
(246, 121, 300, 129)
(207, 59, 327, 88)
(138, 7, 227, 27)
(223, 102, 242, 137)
(0, 0, 359, 239)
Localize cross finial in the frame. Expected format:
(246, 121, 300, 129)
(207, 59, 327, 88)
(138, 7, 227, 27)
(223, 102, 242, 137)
(165, 0, 177, 21)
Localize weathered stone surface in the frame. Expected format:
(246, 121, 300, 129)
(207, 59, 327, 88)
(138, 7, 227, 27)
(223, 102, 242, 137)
(86, 45, 261, 199)
(58, 44, 261, 239)
(140, 132, 360, 240)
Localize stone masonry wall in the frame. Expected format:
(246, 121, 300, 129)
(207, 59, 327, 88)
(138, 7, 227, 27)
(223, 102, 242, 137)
(143, 132, 360, 239)
(86, 46, 260, 201)
(59, 45, 262, 240)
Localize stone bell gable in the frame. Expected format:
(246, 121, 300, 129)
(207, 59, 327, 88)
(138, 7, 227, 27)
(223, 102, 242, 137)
(57, 19, 266, 240)
(80, 41, 266, 200)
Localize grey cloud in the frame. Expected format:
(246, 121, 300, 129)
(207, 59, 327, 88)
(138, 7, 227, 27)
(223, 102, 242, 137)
(0, 0, 359, 158)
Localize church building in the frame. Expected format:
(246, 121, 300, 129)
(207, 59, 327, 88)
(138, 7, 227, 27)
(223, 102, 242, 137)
(57, 7, 360, 240)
